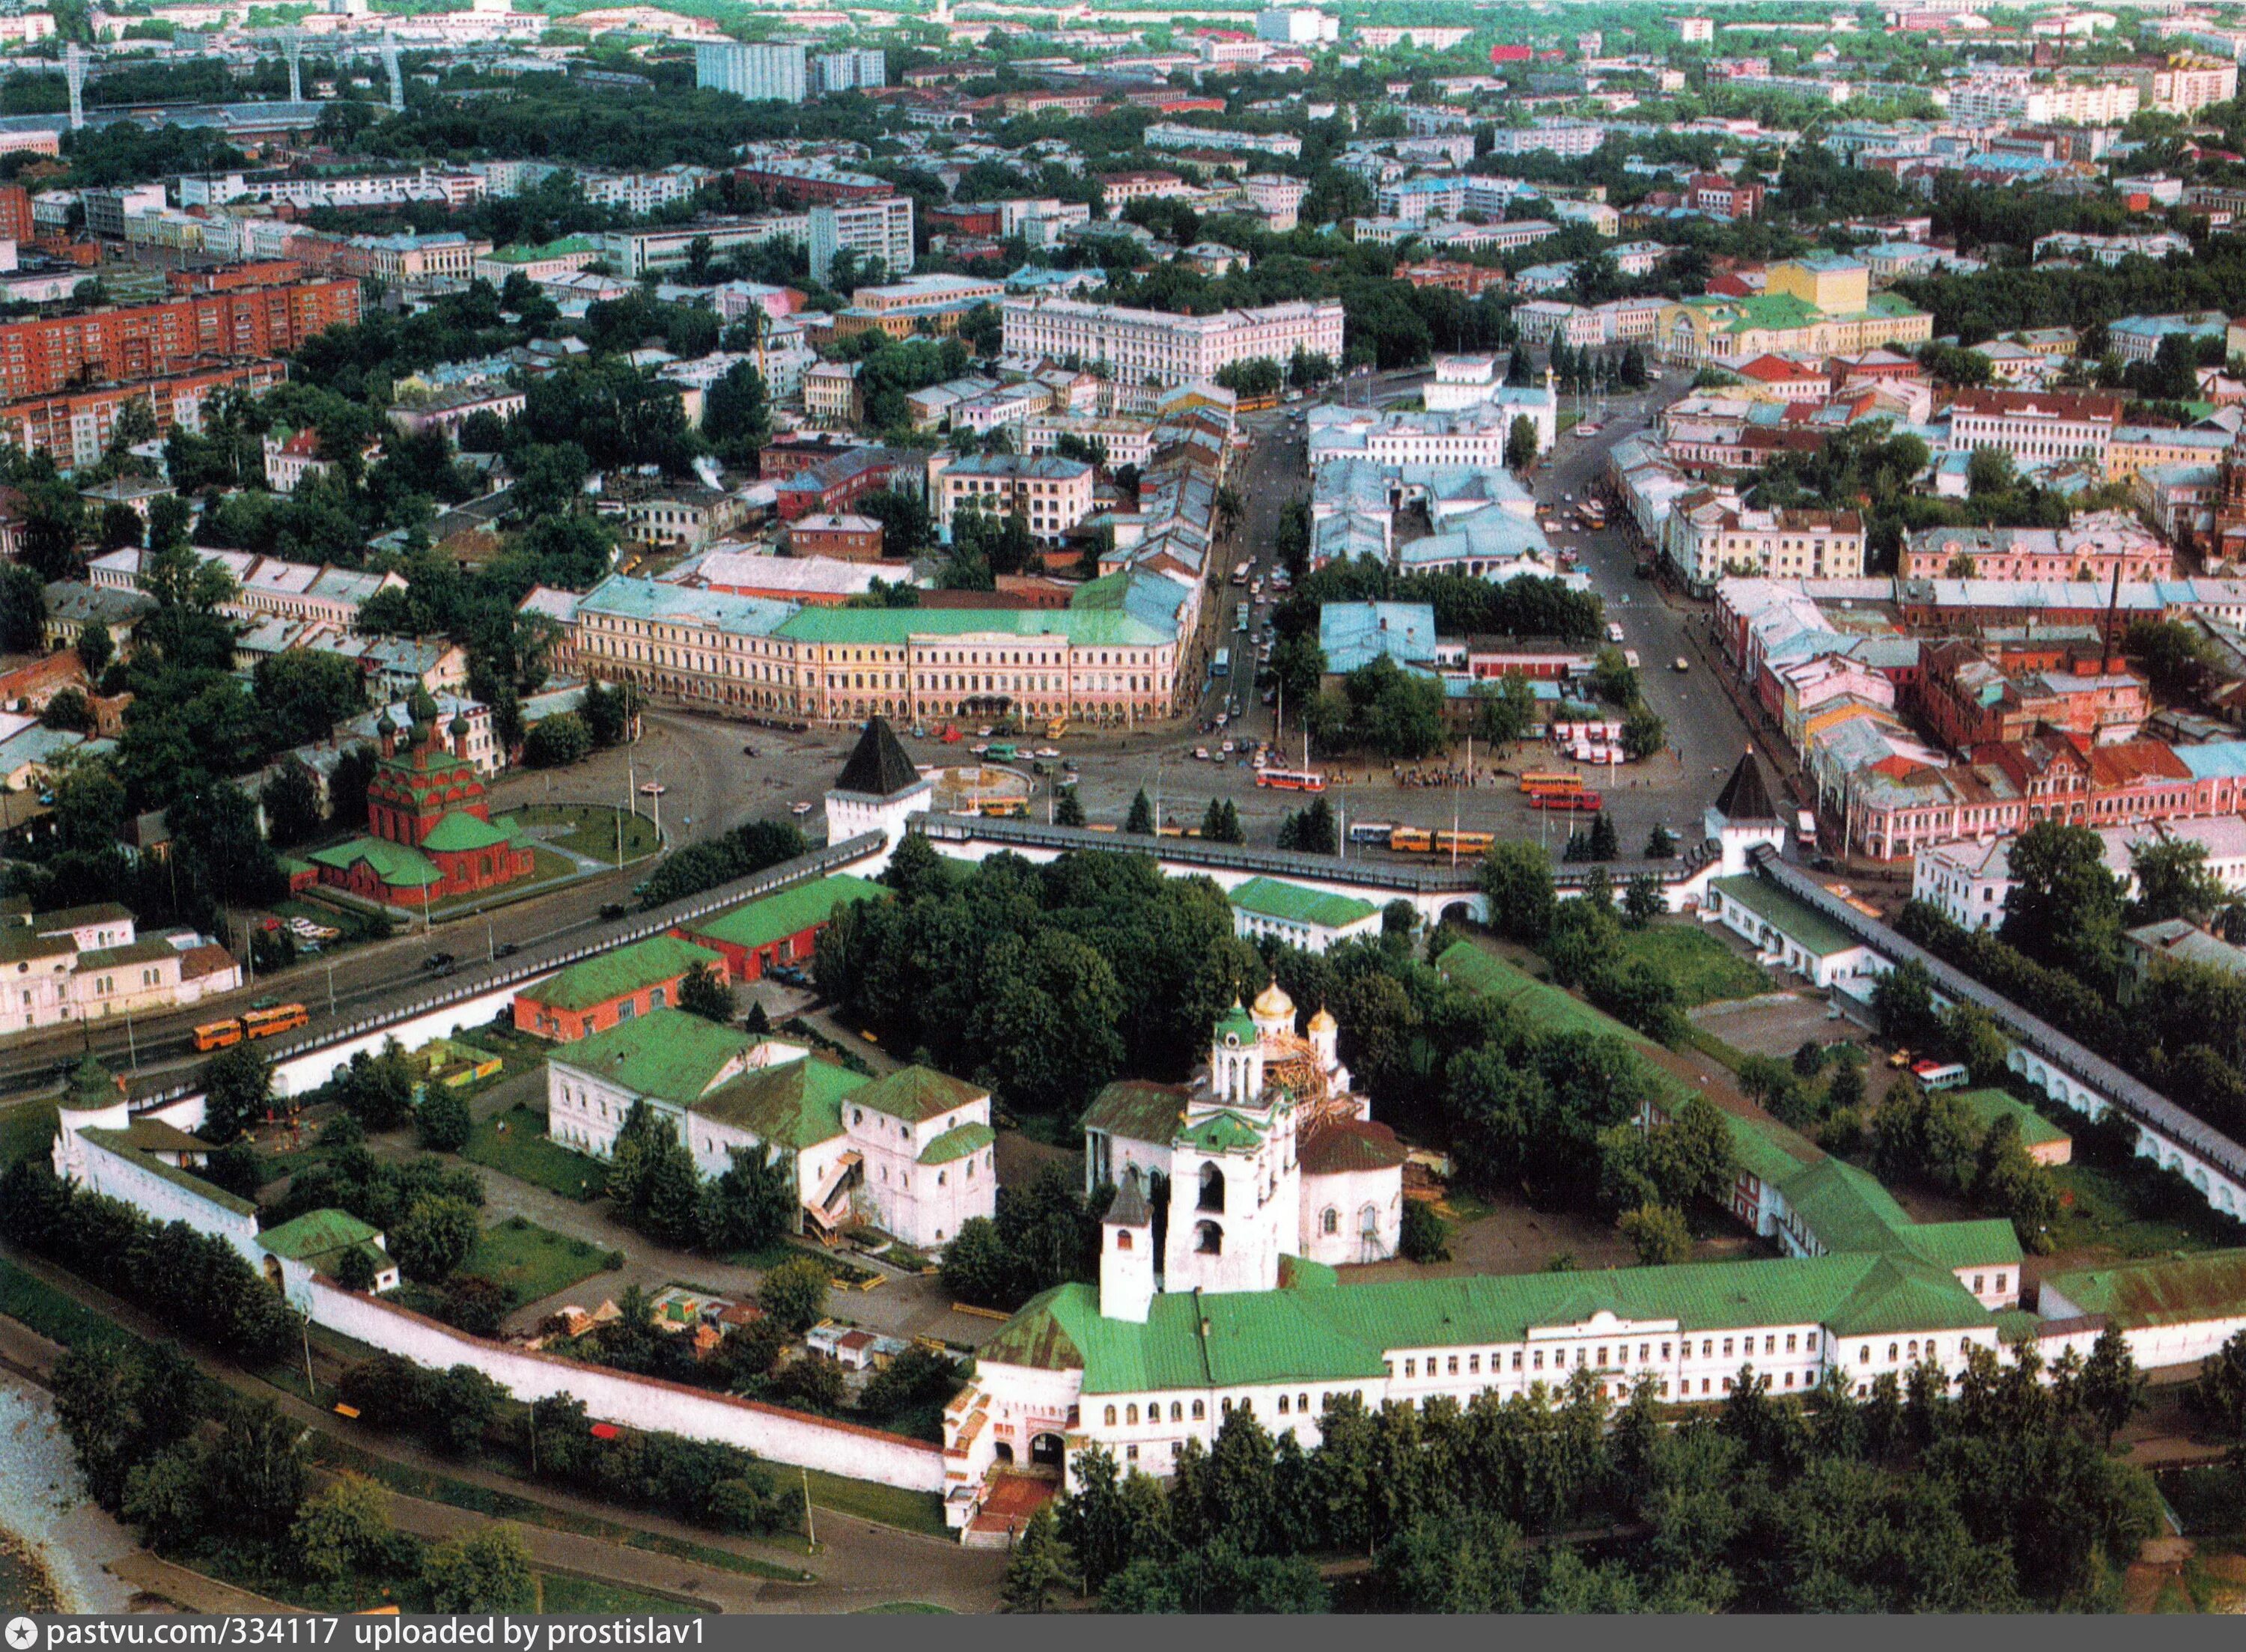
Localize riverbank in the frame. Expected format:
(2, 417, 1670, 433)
(0, 1374, 137, 1613)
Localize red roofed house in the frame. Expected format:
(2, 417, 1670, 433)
(1737, 353, 1831, 403)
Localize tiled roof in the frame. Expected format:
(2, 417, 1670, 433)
(1299, 1118, 1408, 1174)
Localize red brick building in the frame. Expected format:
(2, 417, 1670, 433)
(1398, 260, 1509, 297)
(512, 934, 725, 1041)
(0, 359, 286, 466)
(1690, 174, 1765, 222)
(0, 280, 360, 403)
(773, 447, 910, 522)
(306, 709, 535, 908)
(785, 512, 885, 559)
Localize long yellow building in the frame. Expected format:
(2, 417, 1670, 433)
(1658, 257, 1934, 366)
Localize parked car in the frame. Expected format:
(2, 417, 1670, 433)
(422, 952, 454, 970)
(791, 800, 813, 815)
(495, 942, 519, 959)
(599, 903, 628, 921)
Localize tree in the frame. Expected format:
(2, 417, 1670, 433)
(1125, 788, 1154, 835)
(1623, 874, 1663, 928)
(1619, 1203, 1691, 1266)
(1276, 796, 1337, 856)
(1400, 1199, 1450, 1262)
(2191, 1329, 2246, 1475)
(758, 1255, 830, 1332)
(260, 763, 323, 848)
(2130, 838, 2227, 927)
(416, 1088, 471, 1153)
(2078, 1323, 2144, 1448)
(421, 1525, 534, 1613)
(699, 1145, 797, 1255)
(291, 1473, 395, 1580)
(523, 711, 593, 768)
(678, 960, 736, 1023)
(200, 1044, 271, 1144)
(122, 1442, 210, 1552)
(252, 649, 365, 749)
(2003, 819, 2125, 988)
(1055, 788, 1086, 828)
(0, 563, 44, 651)
(1506, 413, 1539, 472)
(209, 1399, 309, 1543)
(76, 620, 113, 679)
(389, 1195, 481, 1284)
(1645, 823, 1676, 859)
(1587, 811, 1619, 862)
(1002, 1504, 1071, 1612)
(1622, 706, 1667, 762)
(1473, 672, 1536, 745)
(1481, 841, 1555, 942)
(1872, 958, 1941, 1046)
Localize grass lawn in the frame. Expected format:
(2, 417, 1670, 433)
(0, 1098, 57, 1168)
(538, 1573, 702, 1615)
(0, 1257, 142, 1354)
(467, 1214, 614, 1308)
(463, 1103, 608, 1201)
(800, 1467, 948, 1539)
(1617, 924, 1771, 1007)
(2044, 1153, 2242, 1260)
(498, 804, 661, 865)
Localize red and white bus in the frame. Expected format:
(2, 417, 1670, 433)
(1256, 768, 1327, 793)
(1529, 789, 1603, 812)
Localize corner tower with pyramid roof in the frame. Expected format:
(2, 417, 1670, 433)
(824, 716, 934, 871)
(1705, 749, 1790, 875)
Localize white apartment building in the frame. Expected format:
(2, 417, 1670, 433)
(936, 454, 1095, 543)
(1673, 505, 1867, 588)
(811, 48, 886, 94)
(1244, 174, 1308, 231)
(1913, 838, 2017, 933)
(1944, 74, 2140, 124)
(2134, 55, 2238, 115)
(1000, 296, 1345, 388)
(694, 40, 807, 103)
(577, 169, 707, 213)
(1946, 389, 2123, 466)
(1484, 121, 1607, 158)
(1256, 7, 1337, 43)
(809, 196, 915, 281)
(1143, 123, 1303, 158)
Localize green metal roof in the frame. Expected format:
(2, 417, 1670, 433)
(1228, 876, 1380, 931)
(305, 835, 443, 886)
(1081, 1079, 1192, 1144)
(694, 1052, 862, 1149)
(1176, 1111, 1263, 1153)
(1956, 1088, 2070, 1149)
(982, 1250, 1994, 1394)
(776, 606, 1171, 647)
(419, 811, 517, 853)
(526, 935, 723, 1013)
(1778, 1156, 1916, 1255)
(920, 1121, 996, 1165)
(1214, 1001, 1258, 1044)
(681, 875, 888, 954)
(1710, 876, 1860, 957)
(79, 1127, 258, 1218)
(2042, 1249, 2246, 1329)
(554, 1008, 758, 1105)
(851, 1065, 985, 1124)
(260, 1207, 383, 1263)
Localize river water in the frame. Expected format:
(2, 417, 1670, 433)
(0, 1376, 136, 1613)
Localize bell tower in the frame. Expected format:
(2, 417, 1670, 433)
(1098, 1174, 1154, 1322)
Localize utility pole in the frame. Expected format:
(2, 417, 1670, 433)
(802, 1467, 817, 1552)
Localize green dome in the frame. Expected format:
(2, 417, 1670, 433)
(1214, 999, 1256, 1046)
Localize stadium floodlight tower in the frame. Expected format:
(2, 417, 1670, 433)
(64, 41, 85, 131)
(282, 26, 305, 105)
(380, 31, 404, 113)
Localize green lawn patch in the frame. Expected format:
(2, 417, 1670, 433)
(800, 1467, 948, 1538)
(538, 1573, 702, 1615)
(0, 1257, 141, 1354)
(2045, 1156, 2241, 1260)
(0, 1100, 57, 1169)
(497, 805, 661, 865)
(1616, 924, 1771, 1007)
(463, 1103, 609, 1201)
(466, 1216, 613, 1308)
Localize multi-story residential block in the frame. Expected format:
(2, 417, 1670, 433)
(810, 47, 886, 94)
(1482, 120, 1606, 157)
(593, 216, 809, 278)
(1943, 388, 2125, 466)
(1375, 174, 1466, 222)
(89, 546, 405, 630)
(803, 362, 862, 425)
(2109, 309, 2229, 365)
(936, 454, 1095, 543)
(1673, 505, 1866, 591)
(1688, 173, 1764, 220)
(999, 296, 1345, 388)
(0, 281, 360, 404)
(2131, 54, 2238, 115)
(808, 196, 914, 282)
(695, 40, 807, 103)
(0, 362, 285, 468)
(1143, 123, 1303, 158)
(1913, 837, 2016, 931)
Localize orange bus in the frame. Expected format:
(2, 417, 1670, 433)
(1388, 826, 1434, 853)
(1256, 768, 1327, 792)
(1435, 829, 1495, 856)
(193, 1019, 243, 1052)
(243, 1004, 308, 1040)
(1518, 771, 1585, 796)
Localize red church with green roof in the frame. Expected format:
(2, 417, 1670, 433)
(308, 700, 535, 909)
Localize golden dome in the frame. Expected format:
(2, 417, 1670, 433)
(1252, 981, 1295, 1020)
(1308, 1005, 1337, 1034)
